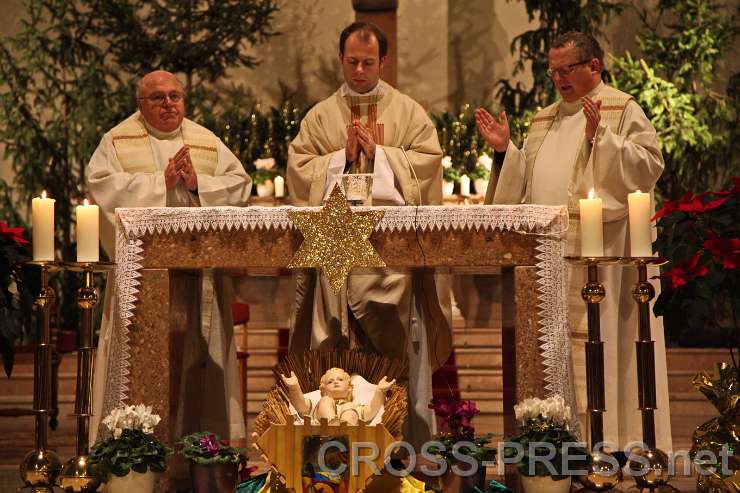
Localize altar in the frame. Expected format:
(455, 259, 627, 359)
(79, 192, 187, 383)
(104, 204, 571, 450)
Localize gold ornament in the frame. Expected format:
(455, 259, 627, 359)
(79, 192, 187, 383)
(288, 185, 385, 293)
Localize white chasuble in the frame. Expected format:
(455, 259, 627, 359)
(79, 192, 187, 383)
(86, 112, 251, 444)
(486, 83, 672, 450)
(287, 82, 452, 446)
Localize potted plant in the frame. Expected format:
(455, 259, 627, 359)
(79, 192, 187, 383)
(181, 431, 247, 493)
(469, 153, 493, 197)
(89, 404, 172, 493)
(505, 395, 586, 493)
(253, 157, 277, 197)
(652, 178, 740, 491)
(442, 156, 460, 196)
(427, 397, 496, 492)
(652, 177, 739, 347)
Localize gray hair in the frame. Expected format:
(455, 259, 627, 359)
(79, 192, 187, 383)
(552, 32, 604, 70)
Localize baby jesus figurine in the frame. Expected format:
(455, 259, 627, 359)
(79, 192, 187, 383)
(281, 367, 395, 425)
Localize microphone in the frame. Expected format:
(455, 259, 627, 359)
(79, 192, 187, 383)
(400, 145, 423, 206)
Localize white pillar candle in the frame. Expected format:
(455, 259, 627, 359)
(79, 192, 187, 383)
(459, 174, 470, 196)
(274, 175, 285, 198)
(579, 188, 604, 257)
(32, 190, 55, 261)
(628, 189, 653, 257)
(76, 199, 99, 262)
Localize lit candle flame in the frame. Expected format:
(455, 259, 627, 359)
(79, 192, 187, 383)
(588, 188, 596, 199)
(636, 189, 642, 194)
(41, 190, 47, 199)
(83, 198, 89, 206)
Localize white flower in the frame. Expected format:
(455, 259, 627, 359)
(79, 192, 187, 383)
(514, 395, 571, 428)
(254, 157, 276, 170)
(101, 403, 162, 438)
(477, 153, 493, 171)
(441, 155, 453, 169)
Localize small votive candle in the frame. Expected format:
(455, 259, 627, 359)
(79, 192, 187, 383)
(459, 174, 470, 196)
(274, 175, 285, 198)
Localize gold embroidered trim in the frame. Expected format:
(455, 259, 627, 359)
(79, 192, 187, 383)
(187, 144, 217, 152)
(112, 134, 148, 141)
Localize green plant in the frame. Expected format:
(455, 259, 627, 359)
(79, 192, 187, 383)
(505, 395, 587, 478)
(251, 168, 277, 186)
(441, 157, 460, 183)
(652, 178, 739, 349)
(427, 397, 496, 465)
(90, 404, 172, 479)
(180, 431, 245, 465)
(610, 0, 739, 202)
(432, 104, 492, 176)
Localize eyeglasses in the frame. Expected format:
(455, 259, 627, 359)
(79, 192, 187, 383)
(546, 60, 592, 79)
(137, 91, 184, 106)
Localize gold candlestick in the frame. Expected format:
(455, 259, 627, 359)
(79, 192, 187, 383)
(19, 261, 63, 493)
(620, 257, 678, 493)
(566, 257, 623, 492)
(59, 261, 114, 492)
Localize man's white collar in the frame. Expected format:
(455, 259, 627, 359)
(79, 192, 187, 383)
(341, 79, 390, 97)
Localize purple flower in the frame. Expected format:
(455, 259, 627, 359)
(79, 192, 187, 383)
(199, 434, 221, 457)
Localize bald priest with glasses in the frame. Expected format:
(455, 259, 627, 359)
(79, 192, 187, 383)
(476, 32, 671, 452)
(85, 70, 252, 444)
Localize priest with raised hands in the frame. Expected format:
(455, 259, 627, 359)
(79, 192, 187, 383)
(476, 32, 671, 452)
(287, 22, 452, 445)
(86, 70, 251, 444)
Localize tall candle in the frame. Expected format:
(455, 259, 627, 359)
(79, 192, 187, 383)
(32, 191, 55, 261)
(76, 199, 99, 262)
(628, 189, 653, 257)
(579, 188, 604, 257)
(274, 175, 285, 198)
(459, 174, 470, 196)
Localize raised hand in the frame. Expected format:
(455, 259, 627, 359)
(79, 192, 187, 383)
(376, 376, 396, 392)
(281, 371, 299, 388)
(583, 97, 602, 142)
(475, 108, 510, 153)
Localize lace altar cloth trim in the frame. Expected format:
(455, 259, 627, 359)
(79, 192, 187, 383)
(116, 204, 567, 235)
(104, 205, 575, 432)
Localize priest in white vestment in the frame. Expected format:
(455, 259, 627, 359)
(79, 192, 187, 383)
(477, 32, 672, 451)
(287, 22, 452, 446)
(86, 70, 251, 443)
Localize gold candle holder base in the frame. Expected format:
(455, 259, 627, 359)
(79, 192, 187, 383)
(59, 455, 100, 492)
(19, 448, 62, 492)
(575, 450, 624, 492)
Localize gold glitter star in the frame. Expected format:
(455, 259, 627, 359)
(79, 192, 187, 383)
(288, 185, 385, 293)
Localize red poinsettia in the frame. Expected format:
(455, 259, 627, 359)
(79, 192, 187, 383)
(0, 221, 28, 245)
(704, 237, 740, 270)
(660, 251, 710, 290)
